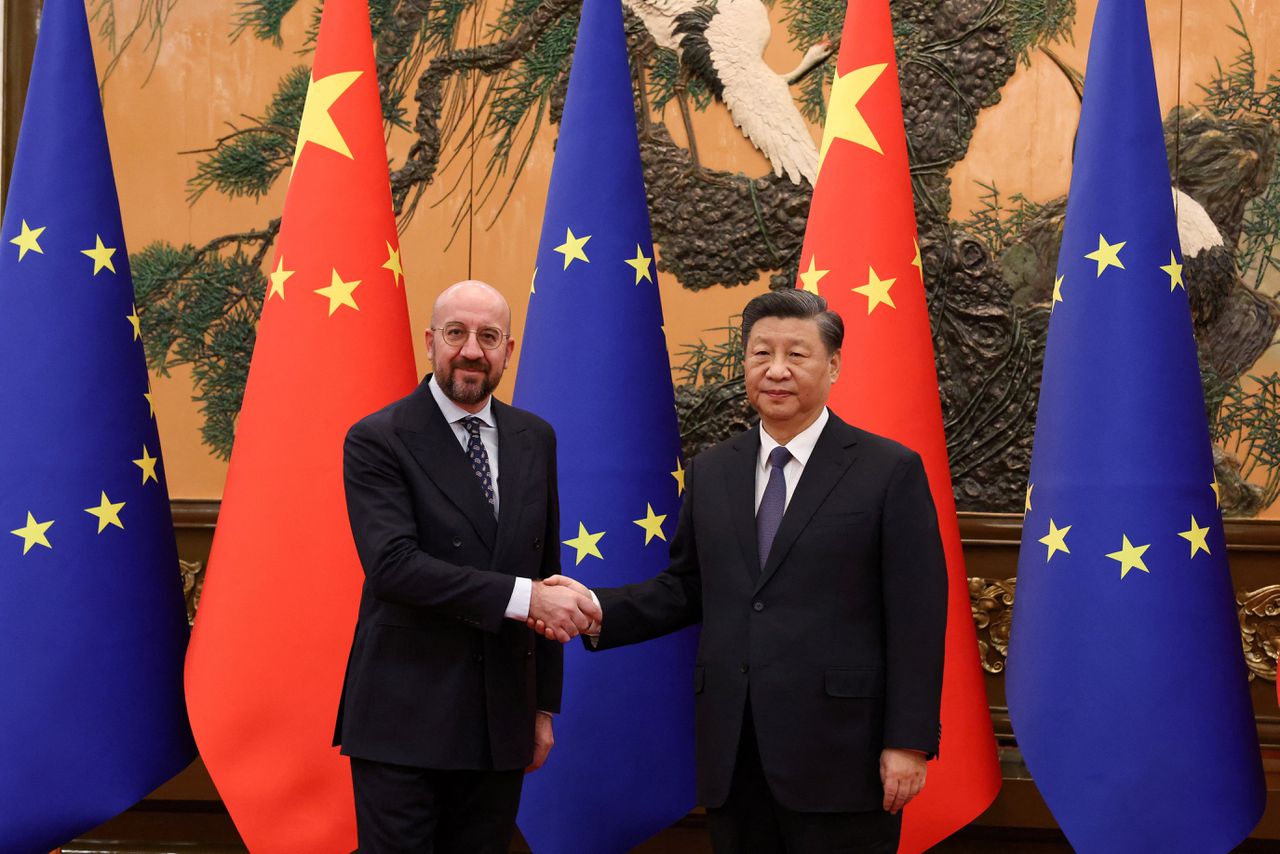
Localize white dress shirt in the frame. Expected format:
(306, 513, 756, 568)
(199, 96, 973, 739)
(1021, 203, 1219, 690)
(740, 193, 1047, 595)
(755, 407, 830, 513)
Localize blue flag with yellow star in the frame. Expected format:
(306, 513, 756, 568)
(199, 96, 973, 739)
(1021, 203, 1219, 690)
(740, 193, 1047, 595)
(513, 0, 696, 849)
(1004, 1, 1265, 850)
(0, 2, 196, 850)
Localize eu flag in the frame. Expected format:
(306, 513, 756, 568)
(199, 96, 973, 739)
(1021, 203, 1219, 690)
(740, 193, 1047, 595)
(1004, 1, 1265, 850)
(0, 2, 196, 850)
(513, 0, 697, 849)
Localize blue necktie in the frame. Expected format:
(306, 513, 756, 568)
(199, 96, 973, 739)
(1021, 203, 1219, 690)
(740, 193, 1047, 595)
(756, 445, 792, 569)
(460, 416, 496, 513)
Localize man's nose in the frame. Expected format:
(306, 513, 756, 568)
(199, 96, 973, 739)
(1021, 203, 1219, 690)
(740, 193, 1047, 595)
(459, 331, 485, 359)
(765, 356, 790, 378)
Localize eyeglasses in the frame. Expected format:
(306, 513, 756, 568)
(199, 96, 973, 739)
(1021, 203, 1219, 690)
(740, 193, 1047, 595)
(433, 323, 509, 350)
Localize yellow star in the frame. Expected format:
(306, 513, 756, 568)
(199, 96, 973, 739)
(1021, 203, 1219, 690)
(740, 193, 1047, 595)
(1161, 251, 1184, 292)
(315, 268, 361, 316)
(853, 266, 896, 314)
(1084, 233, 1125, 277)
(382, 241, 404, 287)
(530, 266, 538, 295)
(798, 255, 829, 295)
(9, 219, 45, 260)
(1038, 518, 1071, 562)
(85, 492, 125, 534)
(555, 228, 591, 269)
(144, 385, 155, 418)
(10, 512, 53, 555)
(671, 458, 685, 496)
(1024, 483, 1033, 513)
(1211, 472, 1221, 507)
(1178, 515, 1211, 558)
(133, 445, 159, 485)
(127, 303, 142, 340)
(268, 257, 295, 301)
(633, 503, 668, 545)
(818, 62, 888, 171)
(911, 239, 923, 281)
(81, 234, 117, 275)
(563, 522, 605, 565)
(291, 70, 362, 167)
(1106, 534, 1150, 579)
(1051, 275, 1064, 311)
(625, 244, 654, 285)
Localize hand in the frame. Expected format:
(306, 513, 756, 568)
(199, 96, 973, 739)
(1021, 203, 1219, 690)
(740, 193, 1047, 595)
(880, 748, 927, 814)
(526, 712, 554, 773)
(528, 578, 601, 643)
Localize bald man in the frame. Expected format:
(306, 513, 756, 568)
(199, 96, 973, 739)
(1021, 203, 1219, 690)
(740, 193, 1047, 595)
(334, 281, 600, 852)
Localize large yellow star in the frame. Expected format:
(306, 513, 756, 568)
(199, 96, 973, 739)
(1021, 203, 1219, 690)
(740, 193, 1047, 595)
(633, 503, 668, 545)
(671, 458, 685, 496)
(818, 62, 888, 171)
(853, 266, 896, 314)
(1084, 234, 1125, 277)
(382, 241, 404, 287)
(315, 268, 361, 316)
(625, 244, 654, 285)
(268, 257, 294, 301)
(85, 492, 126, 534)
(81, 234, 117, 275)
(563, 522, 605, 565)
(127, 303, 142, 340)
(133, 445, 159, 485)
(1178, 515, 1211, 558)
(799, 255, 829, 295)
(10, 512, 53, 554)
(1038, 518, 1071, 562)
(10, 219, 45, 260)
(1106, 534, 1150, 579)
(1161, 251, 1184, 292)
(555, 228, 591, 269)
(292, 70, 363, 167)
(1024, 483, 1033, 513)
(1051, 275, 1064, 311)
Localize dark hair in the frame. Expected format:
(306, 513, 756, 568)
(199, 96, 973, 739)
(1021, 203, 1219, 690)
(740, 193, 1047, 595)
(740, 289, 844, 354)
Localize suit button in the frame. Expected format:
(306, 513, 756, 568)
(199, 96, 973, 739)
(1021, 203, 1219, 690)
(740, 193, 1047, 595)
(739, 663, 749, 674)
(475, 653, 484, 662)
(452, 537, 462, 548)
(753, 601, 764, 612)
(533, 537, 542, 549)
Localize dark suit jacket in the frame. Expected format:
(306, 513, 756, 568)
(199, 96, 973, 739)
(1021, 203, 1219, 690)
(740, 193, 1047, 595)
(591, 413, 946, 811)
(334, 375, 563, 771)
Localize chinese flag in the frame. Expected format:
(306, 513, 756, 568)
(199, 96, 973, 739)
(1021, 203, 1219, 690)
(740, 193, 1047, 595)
(796, 1, 1001, 849)
(183, 0, 417, 849)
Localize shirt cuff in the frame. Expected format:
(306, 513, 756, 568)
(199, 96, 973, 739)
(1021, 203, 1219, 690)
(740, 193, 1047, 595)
(505, 576, 533, 621)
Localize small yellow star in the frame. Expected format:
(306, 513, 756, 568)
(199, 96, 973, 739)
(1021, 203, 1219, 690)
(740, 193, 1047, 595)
(1211, 472, 1221, 507)
(1051, 275, 1064, 311)
(853, 266, 896, 314)
(127, 304, 142, 340)
(85, 492, 126, 534)
(1084, 234, 1125, 277)
(555, 228, 591, 269)
(268, 257, 295, 301)
(315, 268, 361, 316)
(292, 70, 363, 167)
(1024, 483, 1034, 513)
(133, 445, 159, 485)
(1161, 251, 1184, 292)
(671, 458, 685, 496)
(382, 241, 403, 287)
(911, 239, 923, 281)
(144, 385, 155, 418)
(1038, 519, 1071, 561)
(9, 219, 45, 260)
(1178, 515, 1211, 558)
(1106, 534, 1150, 579)
(818, 62, 888, 171)
(10, 512, 53, 554)
(530, 266, 538, 295)
(633, 503, 668, 545)
(798, 255, 829, 295)
(81, 234, 117, 275)
(563, 522, 605, 565)
(625, 244, 653, 285)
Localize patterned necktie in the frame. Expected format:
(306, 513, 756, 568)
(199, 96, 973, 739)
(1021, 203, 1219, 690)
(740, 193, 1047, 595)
(756, 445, 792, 569)
(460, 416, 496, 513)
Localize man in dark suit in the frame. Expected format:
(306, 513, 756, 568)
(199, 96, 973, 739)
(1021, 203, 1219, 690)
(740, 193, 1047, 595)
(541, 289, 947, 853)
(336, 280, 600, 853)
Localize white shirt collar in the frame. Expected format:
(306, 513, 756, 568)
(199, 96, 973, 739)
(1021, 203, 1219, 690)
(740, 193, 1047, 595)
(428, 373, 495, 428)
(758, 407, 829, 471)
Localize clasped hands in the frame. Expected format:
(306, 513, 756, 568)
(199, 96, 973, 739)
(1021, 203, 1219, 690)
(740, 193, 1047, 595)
(527, 575, 597, 642)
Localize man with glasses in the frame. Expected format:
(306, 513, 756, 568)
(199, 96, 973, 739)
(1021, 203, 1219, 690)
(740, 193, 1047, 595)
(335, 280, 600, 852)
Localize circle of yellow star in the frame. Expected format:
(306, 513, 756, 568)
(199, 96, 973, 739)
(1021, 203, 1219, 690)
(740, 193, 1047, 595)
(633, 503, 668, 545)
(85, 492, 126, 534)
(11, 512, 54, 554)
(1084, 234, 1125, 277)
(625, 245, 654, 285)
(671, 458, 686, 496)
(82, 234, 117, 275)
(382, 241, 404, 287)
(818, 62, 888, 171)
(315, 268, 362, 316)
(1161, 251, 1185, 292)
(563, 522, 605, 565)
(555, 228, 591, 270)
(268, 257, 295, 301)
(1178, 515, 1211, 558)
(853, 266, 896, 314)
(127, 304, 142, 340)
(10, 219, 45, 260)
(133, 445, 159, 485)
(1106, 534, 1150, 579)
(799, 255, 829, 295)
(1051, 275, 1064, 311)
(292, 70, 363, 168)
(1039, 518, 1071, 562)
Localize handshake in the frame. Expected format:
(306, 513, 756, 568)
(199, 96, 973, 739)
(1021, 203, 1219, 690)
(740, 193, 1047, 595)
(527, 575, 599, 642)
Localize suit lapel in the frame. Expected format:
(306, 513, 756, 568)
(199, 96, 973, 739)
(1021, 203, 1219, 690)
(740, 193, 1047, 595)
(394, 376, 498, 551)
(725, 426, 762, 585)
(491, 400, 531, 568)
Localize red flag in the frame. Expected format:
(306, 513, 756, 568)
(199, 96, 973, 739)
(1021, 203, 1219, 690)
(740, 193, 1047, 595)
(797, 1, 1001, 849)
(183, 0, 417, 849)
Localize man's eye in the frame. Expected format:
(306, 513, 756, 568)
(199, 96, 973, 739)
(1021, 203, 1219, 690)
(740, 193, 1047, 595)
(478, 330, 503, 348)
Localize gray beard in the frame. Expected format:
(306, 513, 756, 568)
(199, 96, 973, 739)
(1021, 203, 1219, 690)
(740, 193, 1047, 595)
(444, 370, 496, 405)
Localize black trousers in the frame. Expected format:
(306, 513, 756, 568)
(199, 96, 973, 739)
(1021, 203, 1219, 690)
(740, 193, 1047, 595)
(706, 703, 901, 854)
(349, 756, 523, 854)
